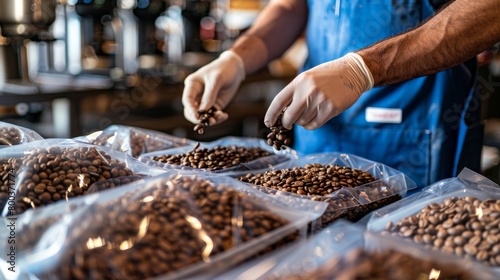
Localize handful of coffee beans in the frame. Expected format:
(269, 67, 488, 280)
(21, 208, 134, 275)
(41, 175, 297, 280)
(193, 106, 220, 135)
(384, 196, 500, 267)
(275, 248, 477, 280)
(0, 127, 22, 146)
(86, 129, 187, 158)
(240, 164, 401, 227)
(152, 145, 272, 171)
(266, 111, 291, 150)
(8, 146, 134, 215)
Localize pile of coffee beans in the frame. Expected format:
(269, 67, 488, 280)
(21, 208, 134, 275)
(152, 146, 272, 171)
(384, 196, 500, 266)
(0, 126, 22, 145)
(42, 176, 297, 279)
(276, 248, 477, 280)
(266, 112, 290, 150)
(193, 106, 218, 135)
(240, 164, 403, 227)
(11, 146, 134, 215)
(239, 164, 378, 196)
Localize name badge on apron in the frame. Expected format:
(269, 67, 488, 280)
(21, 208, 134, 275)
(365, 107, 402, 124)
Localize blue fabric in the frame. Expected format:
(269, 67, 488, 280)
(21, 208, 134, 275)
(296, 0, 482, 189)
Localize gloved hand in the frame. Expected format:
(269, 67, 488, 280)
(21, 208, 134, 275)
(264, 53, 374, 130)
(182, 50, 245, 125)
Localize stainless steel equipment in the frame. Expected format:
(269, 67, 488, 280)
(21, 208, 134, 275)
(0, 0, 57, 93)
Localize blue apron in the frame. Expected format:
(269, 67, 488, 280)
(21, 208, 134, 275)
(295, 0, 483, 188)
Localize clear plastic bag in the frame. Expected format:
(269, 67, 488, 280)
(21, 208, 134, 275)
(139, 136, 298, 176)
(0, 139, 164, 216)
(236, 152, 415, 230)
(215, 220, 494, 280)
(16, 170, 326, 280)
(0, 121, 44, 147)
(367, 168, 500, 276)
(74, 125, 193, 158)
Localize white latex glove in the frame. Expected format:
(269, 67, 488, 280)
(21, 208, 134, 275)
(182, 50, 245, 125)
(264, 53, 374, 130)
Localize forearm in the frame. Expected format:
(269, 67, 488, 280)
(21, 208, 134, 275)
(357, 0, 500, 86)
(230, 0, 308, 75)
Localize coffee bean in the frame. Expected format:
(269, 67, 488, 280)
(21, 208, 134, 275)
(152, 146, 272, 171)
(41, 175, 298, 279)
(384, 196, 500, 267)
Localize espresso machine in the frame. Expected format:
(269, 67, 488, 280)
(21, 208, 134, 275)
(0, 0, 58, 93)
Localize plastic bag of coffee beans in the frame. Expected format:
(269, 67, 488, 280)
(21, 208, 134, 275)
(238, 152, 416, 230)
(216, 220, 493, 280)
(74, 125, 193, 158)
(0, 121, 44, 147)
(367, 168, 500, 275)
(16, 170, 326, 280)
(139, 136, 297, 176)
(0, 139, 163, 216)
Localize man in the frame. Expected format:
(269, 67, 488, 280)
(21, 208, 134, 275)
(182, 0, 500, 187)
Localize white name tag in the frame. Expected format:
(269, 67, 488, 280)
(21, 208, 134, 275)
(365, 107, 402, 123)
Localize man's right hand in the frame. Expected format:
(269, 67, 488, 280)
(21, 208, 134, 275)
(182, 51, 246, 125)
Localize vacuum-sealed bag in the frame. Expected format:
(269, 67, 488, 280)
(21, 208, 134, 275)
(367, 168, 500, 276)
(16, 170, 326, 280)
(237, 152, 416, 229)
(140, 136, 297, 176)
(0, 121, 44, 147)
(0, 139, 163, 216)
(74, 125, 193, 158)
(215, 220, 493, 280)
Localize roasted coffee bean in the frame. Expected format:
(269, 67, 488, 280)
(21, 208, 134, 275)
(152, 146, 272, 171)
(266, 111, 291, 150)
(5, 147, 135, 215)
(193, 106, 222, 135)
(385, 196, 500, 267)
(0, 126, 22, 146)
(42, 176, 298, 280)
(276, 248, 477, 280)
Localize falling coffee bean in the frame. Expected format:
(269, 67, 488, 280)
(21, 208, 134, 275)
(194, 106, 224, 135)
(266, 110, 291, 150)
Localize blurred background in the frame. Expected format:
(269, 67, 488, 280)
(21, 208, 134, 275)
(0, 0, 499, 183)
